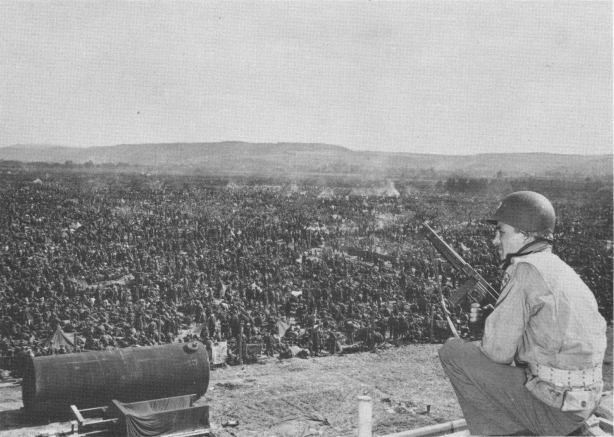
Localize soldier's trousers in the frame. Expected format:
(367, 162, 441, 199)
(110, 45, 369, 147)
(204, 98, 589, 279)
(438, 338, 586, 436)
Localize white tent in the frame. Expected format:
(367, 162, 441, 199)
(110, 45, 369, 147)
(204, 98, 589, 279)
(383, 187, 400, 197)
(317, 188, 335, 199)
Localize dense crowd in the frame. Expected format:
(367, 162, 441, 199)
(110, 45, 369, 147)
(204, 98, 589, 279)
(0, 173, 611, 369)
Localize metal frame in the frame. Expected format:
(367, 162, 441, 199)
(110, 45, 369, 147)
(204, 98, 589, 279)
(70, 403, 211, 437)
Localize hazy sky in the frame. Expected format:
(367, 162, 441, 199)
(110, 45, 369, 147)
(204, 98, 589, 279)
(1, 2, 611, 154)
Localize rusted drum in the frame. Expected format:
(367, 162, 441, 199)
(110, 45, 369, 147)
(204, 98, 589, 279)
(22, 342, 209, 416)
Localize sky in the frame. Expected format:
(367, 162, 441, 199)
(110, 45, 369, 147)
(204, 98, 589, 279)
(0, 2, 611, 155)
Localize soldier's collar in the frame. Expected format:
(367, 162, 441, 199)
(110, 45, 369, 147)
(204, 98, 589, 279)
(500, 239, 552, 270)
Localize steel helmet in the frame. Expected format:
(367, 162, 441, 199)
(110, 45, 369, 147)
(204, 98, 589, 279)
(488, 191, 556, 233)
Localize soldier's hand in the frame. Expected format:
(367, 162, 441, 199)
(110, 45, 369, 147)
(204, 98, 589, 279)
(469, 303, 494, 324)
(469, 303, 482, 324)
(481, 304, 494, 320)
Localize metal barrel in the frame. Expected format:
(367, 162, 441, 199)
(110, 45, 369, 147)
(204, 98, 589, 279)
(22, 342, 209, 416)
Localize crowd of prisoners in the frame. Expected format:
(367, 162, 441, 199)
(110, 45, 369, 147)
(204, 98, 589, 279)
(0, 171, 611, 367)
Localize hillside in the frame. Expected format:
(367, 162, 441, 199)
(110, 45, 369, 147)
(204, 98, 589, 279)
(0, 339, 611, 437)
(0, 142, 611, 178)
(0, 344, 469, 437)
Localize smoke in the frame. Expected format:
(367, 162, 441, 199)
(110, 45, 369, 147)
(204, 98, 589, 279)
(348, 180, 400, 198)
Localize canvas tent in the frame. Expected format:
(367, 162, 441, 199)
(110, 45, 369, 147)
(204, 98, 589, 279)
(317, 188, 335, 199)
(41, 326, 76, 352)
(276, 320, 290, 338)
(383, 186, 400, 197)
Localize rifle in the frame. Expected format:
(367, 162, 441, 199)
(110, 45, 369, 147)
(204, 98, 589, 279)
(421, 222, 499, 306)
(429, 249, 460, 339)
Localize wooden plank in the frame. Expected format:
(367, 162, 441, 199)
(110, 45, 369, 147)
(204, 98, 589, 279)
(381, 419, 467, 437)
(70, 405, 85, 426)
(80, 406, 108, 419)
(78, 430, 112, 436)
(162, 429, 211, 437)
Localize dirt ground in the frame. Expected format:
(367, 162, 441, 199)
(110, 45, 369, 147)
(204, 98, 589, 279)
(0, 337, 611, 437)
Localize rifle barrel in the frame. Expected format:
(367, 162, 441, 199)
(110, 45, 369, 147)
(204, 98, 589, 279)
(422, 223, 467, 271)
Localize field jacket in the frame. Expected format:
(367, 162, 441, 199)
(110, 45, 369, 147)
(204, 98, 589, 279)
(480, 243, 607, 412)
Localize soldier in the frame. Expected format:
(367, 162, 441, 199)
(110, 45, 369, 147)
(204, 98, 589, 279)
(284, 296, 292, 319)
(263, 329, 274, 357)
(207, 311, 216, 339)
(220, 313, 229, 340)
(203, 334, 214, 363)
(396, 313, 408, 344)
(230, 311, 241, 339)
(312, 325, 322, 357)
(387, 312, 397, 344)
(439, 191, 607, 436)
(327, 330, 338, 355)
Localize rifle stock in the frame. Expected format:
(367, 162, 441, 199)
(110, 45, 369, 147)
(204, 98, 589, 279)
(421, 223, 498, 306)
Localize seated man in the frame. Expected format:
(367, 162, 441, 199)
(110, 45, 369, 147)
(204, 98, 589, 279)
(439, 191, 607, 436)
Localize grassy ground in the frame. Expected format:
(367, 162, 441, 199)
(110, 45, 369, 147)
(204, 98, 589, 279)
(203, 343, 461, 437)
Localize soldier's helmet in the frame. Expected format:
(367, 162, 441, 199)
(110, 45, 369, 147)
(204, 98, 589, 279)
(488, 191, 556, 234)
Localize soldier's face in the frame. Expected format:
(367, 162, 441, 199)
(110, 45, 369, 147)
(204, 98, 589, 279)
(492, 222, 530, 261)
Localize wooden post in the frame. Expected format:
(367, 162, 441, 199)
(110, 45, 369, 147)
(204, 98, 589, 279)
(358, 396, 372, 437)
(74, 332, 78, 353)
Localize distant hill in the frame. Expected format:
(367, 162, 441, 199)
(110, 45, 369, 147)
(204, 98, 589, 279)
(8, 143, 65, 149)
(0, 142, 611, 178)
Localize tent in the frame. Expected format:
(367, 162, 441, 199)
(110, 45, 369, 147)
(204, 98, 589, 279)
(276, 320, 290, 338)
(383, 186, 400, 198)
(317, 188, 335, 199)
(178, 323, 206, 340)
(216, 281, 228, 299)
(40, 326, 76, 352)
